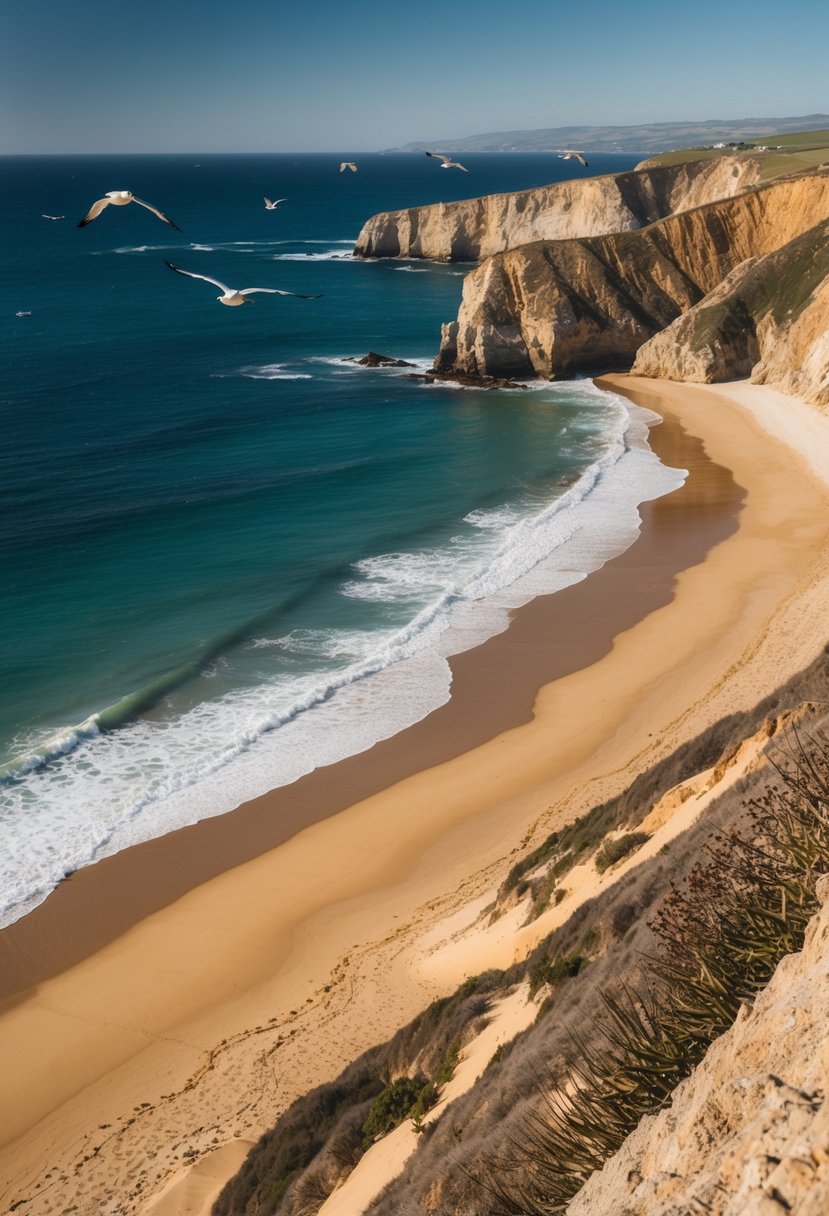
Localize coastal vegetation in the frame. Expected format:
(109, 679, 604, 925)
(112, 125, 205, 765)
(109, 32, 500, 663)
(214, 646, 829, 1216)
(490, 737, 829, 1213)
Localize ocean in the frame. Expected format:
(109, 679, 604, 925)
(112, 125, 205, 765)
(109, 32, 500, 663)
(0, 151, 684, 928)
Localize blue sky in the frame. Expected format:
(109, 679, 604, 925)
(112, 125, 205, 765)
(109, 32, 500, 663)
(1, 0, 827, 152)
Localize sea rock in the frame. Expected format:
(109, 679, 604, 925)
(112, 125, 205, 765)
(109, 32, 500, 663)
(354, 157, 761, 262)
(403, 370, 522, 389)
(433, 168, 829, 381)
(343, 352, 416, 367)
(565, 876, 829, 1214)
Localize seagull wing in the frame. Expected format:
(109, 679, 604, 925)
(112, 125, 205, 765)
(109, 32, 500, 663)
(425, 151, 450, 164)
(164, 260, 231, 292)
(238, 288, 323, 299)
(77, 197, 113, 227)
(131, 196, 182, 231)
(454, 163, 469, 172)
(577, 154, 588, 166)
(264, 196, 273, 206)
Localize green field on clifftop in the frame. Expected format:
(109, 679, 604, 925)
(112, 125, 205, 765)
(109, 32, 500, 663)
(639, 127, 829, 181)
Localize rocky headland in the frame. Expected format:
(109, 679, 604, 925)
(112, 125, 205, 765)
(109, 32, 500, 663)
(354, 157, 760, 261)
(431, 168, 829, 402)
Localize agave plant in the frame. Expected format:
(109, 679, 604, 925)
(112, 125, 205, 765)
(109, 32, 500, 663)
(486, 726, 829, 1215)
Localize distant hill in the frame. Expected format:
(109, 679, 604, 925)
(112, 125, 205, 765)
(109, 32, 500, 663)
(386, 114, 829, 154)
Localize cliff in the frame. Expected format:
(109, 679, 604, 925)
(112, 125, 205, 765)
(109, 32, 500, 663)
(632, 218, 829, 405)
(433, 168, 829, 380)
(353, 157, 760, 261)
(566, 876, 829, 1216)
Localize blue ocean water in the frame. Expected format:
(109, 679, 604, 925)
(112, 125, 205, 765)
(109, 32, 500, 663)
(1, 151, 683, 926)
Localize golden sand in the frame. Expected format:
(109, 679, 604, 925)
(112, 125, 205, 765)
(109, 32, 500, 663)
(2, 377, 829, 1216)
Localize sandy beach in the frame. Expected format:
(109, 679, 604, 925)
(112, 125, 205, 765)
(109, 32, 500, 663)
(3, 375, 829, 1216)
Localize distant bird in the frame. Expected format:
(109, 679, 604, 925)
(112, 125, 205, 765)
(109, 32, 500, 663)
(42, 214, 64, 221)
(339, 162, 358, 173)
(15, 310, 32, 317)
(425, 151, 469, 172)
(557, 150, 589, 167)
(263, 196, 287, 209)
(164, 260, 322, 307)
(77, 191, 181, 231)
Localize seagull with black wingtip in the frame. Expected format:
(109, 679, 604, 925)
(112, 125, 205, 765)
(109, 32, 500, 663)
(557, 150, 589, 167)
(77, 191, 181, 230)
(164, 260, 322, 307)
(425, 151, 469, 172)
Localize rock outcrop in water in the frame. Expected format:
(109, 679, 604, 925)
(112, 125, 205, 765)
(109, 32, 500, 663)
(354, 158, 760, 262)
(433, 169, 829, 388)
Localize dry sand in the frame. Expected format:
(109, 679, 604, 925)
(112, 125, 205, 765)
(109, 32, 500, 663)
(2, 376, 829, 1216)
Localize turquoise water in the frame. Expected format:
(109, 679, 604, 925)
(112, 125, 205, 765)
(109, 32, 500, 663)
(1, 152, 683, 926)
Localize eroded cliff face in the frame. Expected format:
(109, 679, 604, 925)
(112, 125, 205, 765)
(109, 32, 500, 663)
(434, 169, 829, 380)
(354, 157, 760, 262)
(565, 876, 829, 1216)
(632, 218, 829, 406)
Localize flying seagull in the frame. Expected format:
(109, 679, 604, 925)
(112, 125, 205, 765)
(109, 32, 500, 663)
(42, 214, 65, 221)
(339, 162, 358, 173)
(77, 191, 181, 231)
(557, 150, 589, 167)
(264, 196, 287, 209)
(425, 151, 469, 173)
(164, 260, 322, 307)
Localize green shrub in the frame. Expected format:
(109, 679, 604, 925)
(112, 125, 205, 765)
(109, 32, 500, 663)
(528, 953, 585, 999)
(595, 832, 651, 873)
(435, 1040, 461, 1086)
(362, 1076, 431, 1147)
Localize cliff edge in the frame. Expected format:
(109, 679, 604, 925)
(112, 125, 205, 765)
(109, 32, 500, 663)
(433, 168, 829, 397)
(353, 158, 760, 262)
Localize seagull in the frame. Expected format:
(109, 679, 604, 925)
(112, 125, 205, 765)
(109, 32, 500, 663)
(425, 151, 469, 173)
(557, 150, 589, 167)
(77, 191, 181, 231)
(42, 214, 65, 221)
(263, 196, 287, 209)
(339, 162, 358, 173)
(164, 260, 322, 307)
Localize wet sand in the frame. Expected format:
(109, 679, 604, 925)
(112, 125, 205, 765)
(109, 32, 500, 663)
(0, 387, 739, 998)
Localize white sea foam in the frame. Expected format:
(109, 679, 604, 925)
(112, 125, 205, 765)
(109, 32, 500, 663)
(307, 355, 433, 375)
(100, 243, 184, 255)
(0, 384, 685, 930)
(271, 250, 355, 262)
(97, 239, 355, 257)
(394, 266, 429, 273)
(237, 363, 313, 381)
(464, 505, 524, 529)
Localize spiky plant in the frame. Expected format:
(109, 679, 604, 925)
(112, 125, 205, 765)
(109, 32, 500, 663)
(486, 727, 829, 1215)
